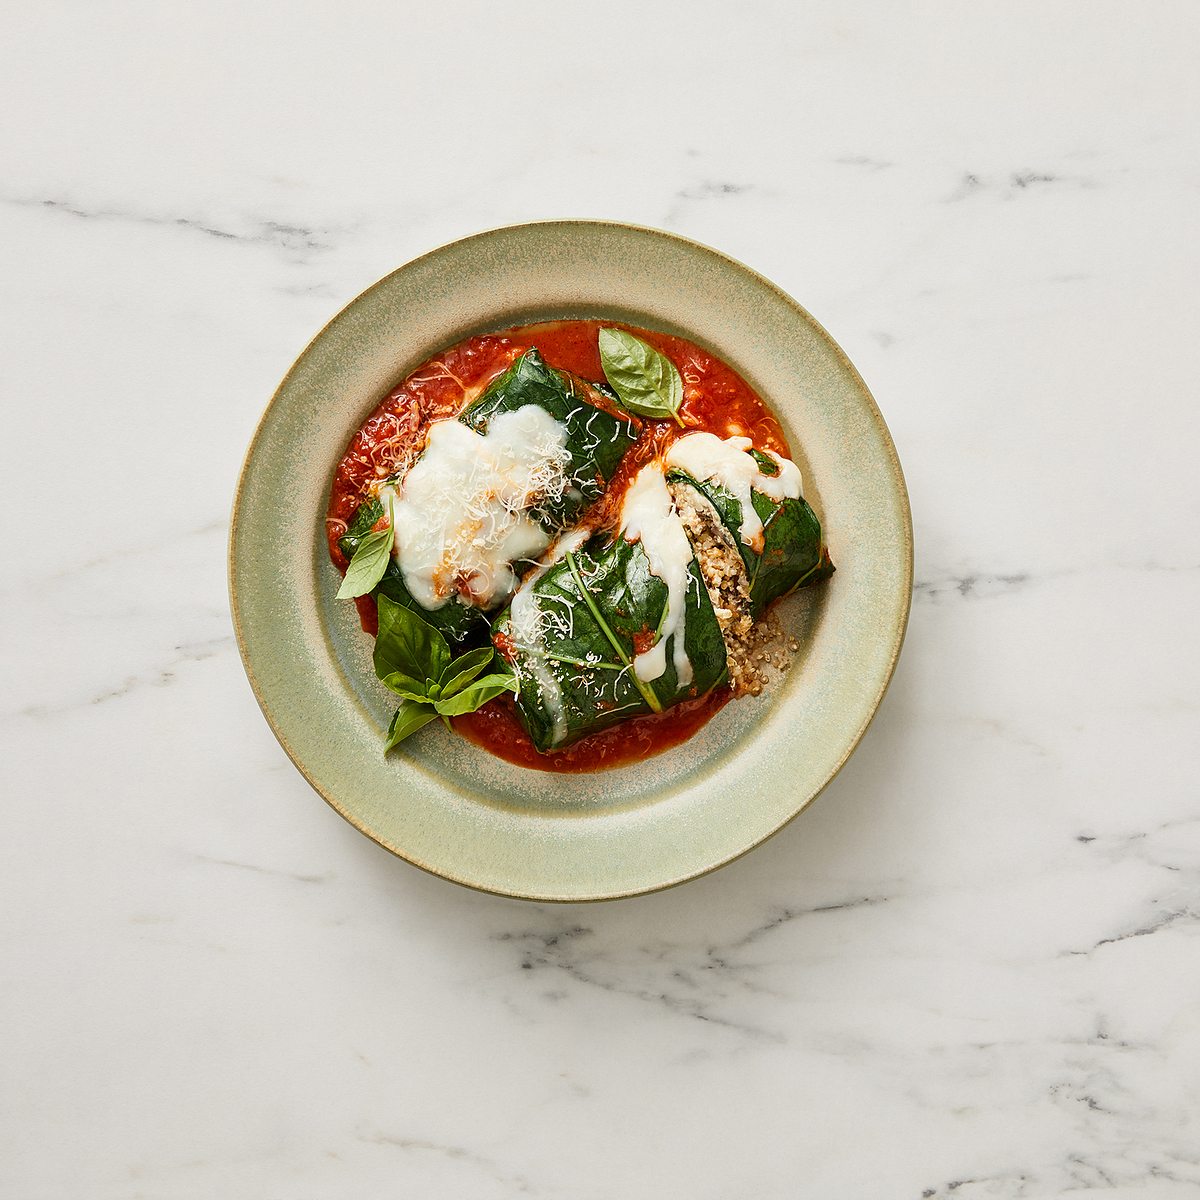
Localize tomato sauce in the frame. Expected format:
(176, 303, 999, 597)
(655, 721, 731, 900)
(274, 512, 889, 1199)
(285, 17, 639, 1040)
(451, 688, 734, 774)
(325, 320, 788, 772)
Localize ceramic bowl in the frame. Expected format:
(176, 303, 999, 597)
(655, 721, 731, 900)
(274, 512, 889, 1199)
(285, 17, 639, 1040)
(229, 221, 912, 901)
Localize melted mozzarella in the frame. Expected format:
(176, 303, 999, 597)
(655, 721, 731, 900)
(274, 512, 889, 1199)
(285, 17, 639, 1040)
(379, 406, 570, 610)
(664, 432, 802, 553)
(620, 464, 694, 687)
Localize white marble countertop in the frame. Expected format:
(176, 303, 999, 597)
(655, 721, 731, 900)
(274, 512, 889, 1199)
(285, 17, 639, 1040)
(4, 3, 1199, 1196)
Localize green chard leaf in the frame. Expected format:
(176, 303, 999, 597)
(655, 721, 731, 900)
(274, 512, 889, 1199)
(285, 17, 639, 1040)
(598, 328, 685, 427)
(748, 447, 780, 476)
(490, 532, 727, 754)
(384, 700, 439, 751)
(745, 489, 833, 610)
(335, 497, 395, 599)
(338, 496, 386, 549)
(565, 549, 661, 713)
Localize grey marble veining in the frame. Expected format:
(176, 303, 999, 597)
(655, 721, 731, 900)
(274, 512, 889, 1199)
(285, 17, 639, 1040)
(2, 2, 1199, 1197)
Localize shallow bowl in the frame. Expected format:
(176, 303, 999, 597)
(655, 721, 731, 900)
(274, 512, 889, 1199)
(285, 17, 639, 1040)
(229, 220, 912, 901)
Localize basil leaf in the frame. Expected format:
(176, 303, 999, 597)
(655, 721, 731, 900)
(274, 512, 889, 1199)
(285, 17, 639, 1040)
(598, 329, 685, 427)
(384, 700, 438, 751)
(437, 645, 496, 695)
(432, 673, 519, 717)
(379, 672, 433, 703)
(336, 497, 395, 599)
(373, 594, 451, 685)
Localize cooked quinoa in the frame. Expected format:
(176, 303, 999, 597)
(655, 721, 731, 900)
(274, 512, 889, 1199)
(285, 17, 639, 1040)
(668, 481, 798, 697)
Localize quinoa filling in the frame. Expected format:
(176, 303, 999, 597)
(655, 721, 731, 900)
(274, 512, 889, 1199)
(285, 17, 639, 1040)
(668, 480, 798, 697)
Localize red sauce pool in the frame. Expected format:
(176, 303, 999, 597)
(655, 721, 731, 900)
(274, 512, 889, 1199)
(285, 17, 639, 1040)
(325, 320, 789, 771)
(452, 688, 733, 773)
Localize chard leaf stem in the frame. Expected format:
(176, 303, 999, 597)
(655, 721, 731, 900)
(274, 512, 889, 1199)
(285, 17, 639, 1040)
(565, 551, 663, 714)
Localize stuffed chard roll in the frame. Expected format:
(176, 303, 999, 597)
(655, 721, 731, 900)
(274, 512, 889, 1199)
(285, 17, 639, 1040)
(492, 464, 728, 754)
(337, 349, 639, 644)
(459, 348, 638, 527)
(664, 432, 834, 696)
(493, 434, 836, 751)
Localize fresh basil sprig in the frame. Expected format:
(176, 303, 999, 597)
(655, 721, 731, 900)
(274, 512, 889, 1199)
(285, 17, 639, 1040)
(336, 496, 396, 600)
(373, 594, 518, 750)
(598, 328, 686, 427)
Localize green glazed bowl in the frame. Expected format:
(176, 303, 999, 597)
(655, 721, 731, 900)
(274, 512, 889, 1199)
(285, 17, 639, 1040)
(230, 221, 912, 901)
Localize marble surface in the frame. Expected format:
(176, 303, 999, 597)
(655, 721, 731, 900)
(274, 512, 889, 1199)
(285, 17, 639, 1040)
(3, 2, 1199, 1196)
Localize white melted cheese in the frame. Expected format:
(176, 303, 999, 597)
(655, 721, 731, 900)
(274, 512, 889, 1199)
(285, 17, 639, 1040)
(507, 527, 592, 748)
(664, 432, 802, 553)
(620, 464, 694, 687)
(378, 405, 570, 610)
